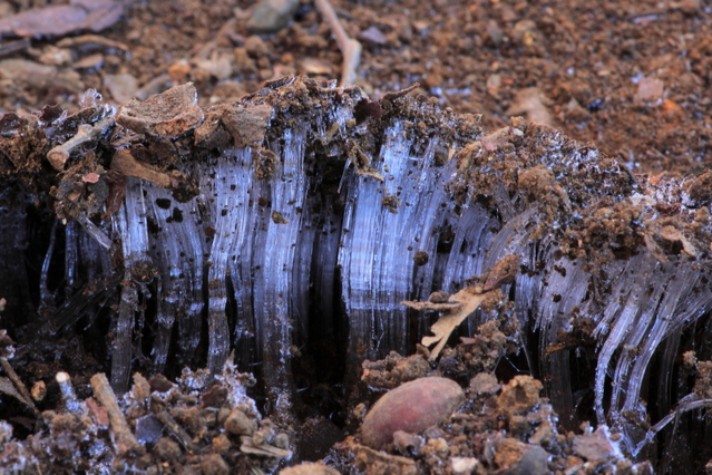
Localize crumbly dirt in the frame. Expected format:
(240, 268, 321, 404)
(1, 0, 709, 174)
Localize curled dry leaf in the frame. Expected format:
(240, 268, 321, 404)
(116, 82, 204, 138)
(403, 286, 495, 360)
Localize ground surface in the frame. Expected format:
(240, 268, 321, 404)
(1, 0, 710, 174)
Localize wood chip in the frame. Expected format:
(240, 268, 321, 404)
(116, 83, 204, 137)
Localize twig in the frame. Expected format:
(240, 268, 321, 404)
(0, 357, 39, 415)
(314, 0, 362, 86)
(111, 149, 185, 189)
(153, 407, 197, 452)
(46, 117, 115, 170)
(90, 372, 141, 456)
(56, 34, 129, 54)
(55, 371, 82, 414)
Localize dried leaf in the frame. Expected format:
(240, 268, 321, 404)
(240, 436, 292, 458)
(0, 376, 34, 410)
(403, 287, 492, 360)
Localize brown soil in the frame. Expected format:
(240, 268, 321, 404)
(1, 0, 710, 175)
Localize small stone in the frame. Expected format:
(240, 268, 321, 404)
(247, 0, 300, 33)
(359, 26, 388, 45)
(469, 372, 501, 396)
(360, 376, 464, 449)
(135, 415, 163, 445)
(495, 438, 549, 475)
(572, 426, 617, 462)
(212, 434, 231, 453)
(512, 445, 550, 475)
(104, 73, 138, 104)
(153, 436, 182, 461)
(245, 35, 269, 58)
(168, 61, 191, 82)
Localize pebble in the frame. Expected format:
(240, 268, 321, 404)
(360, 376, 464, 449)
(634, 77, 665, 103)
(247, 0, 300, 33)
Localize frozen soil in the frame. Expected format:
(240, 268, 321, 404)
(0, 0, 711, 474)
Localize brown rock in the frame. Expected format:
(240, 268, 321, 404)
(360, 376, 464, 449)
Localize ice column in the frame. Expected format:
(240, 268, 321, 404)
(147, 183, 206, 371)
(111, 178, 151, 391)
(339, 122, 453, 365)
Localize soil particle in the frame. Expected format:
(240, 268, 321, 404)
(199, 453, 230, 475)
(496, 375, 543, 419)
(361, 352, 431, 390)
(494, 439, 550, 475)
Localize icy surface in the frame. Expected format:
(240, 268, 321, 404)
(147, 183, 205, 370)
(110, 178, 151, 391)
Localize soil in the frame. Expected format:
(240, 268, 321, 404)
(0, 0, 711, 474)
(1, 0, 710, 175)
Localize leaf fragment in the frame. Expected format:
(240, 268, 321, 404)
(403, 287, 493, 360)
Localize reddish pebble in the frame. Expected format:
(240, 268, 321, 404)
(360, 376, 464, 449)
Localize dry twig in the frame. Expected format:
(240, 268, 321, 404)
(111, 149, 183, 189)
(90, 373, 141, 456)
(314, 0, 362, 86)
(46, 117, 115, 170)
